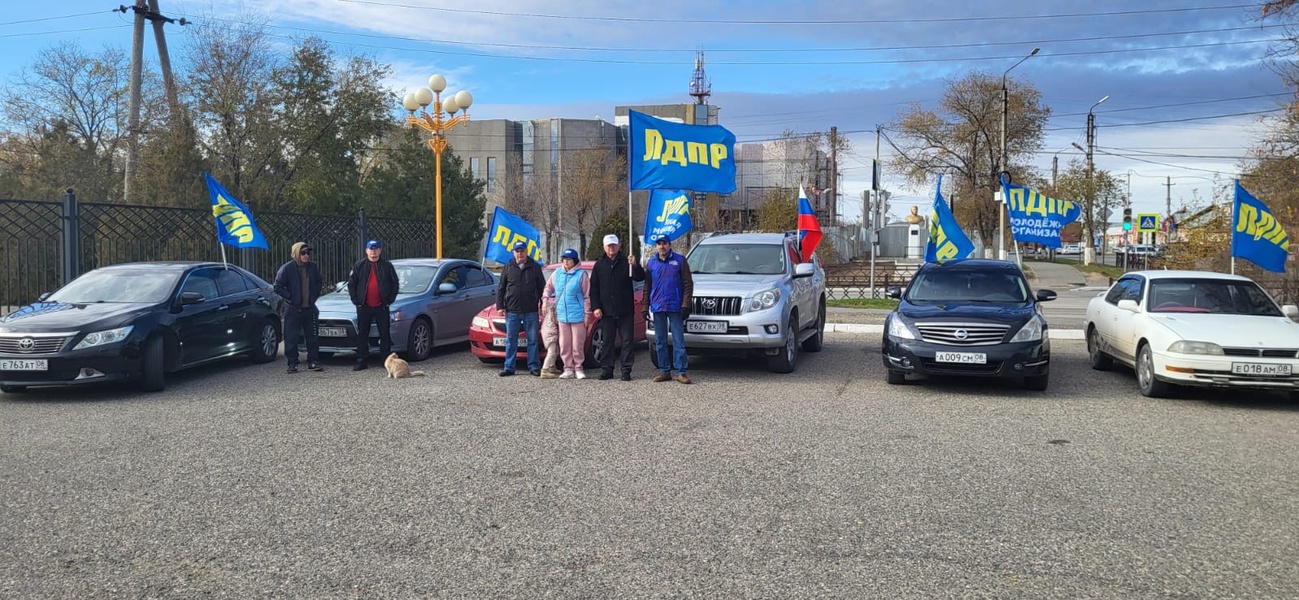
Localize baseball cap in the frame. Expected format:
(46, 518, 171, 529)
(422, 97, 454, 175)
(366, 239, 382, 249)
(561, 248, 579, 261)
(603, 234, 619, 246)
(654, 235, 671, 244)
(512, 241, 527, 251)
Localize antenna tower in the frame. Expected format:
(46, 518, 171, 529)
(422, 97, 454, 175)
(689, 50, 711, 104)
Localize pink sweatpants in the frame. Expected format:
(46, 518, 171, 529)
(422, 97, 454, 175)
(557, 322, 587, 371)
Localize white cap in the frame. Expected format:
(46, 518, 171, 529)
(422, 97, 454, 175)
(603, 234, 619, 246)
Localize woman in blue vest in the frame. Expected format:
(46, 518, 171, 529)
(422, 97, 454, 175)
(543, 248, 593, 379)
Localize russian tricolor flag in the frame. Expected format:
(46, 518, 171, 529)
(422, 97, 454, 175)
(797, 185, 822, 263)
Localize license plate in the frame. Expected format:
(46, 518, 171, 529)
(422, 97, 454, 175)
(1231, 362, 1292, 376)
(686, 320, 727, 333)
(318, 327, 348, 337)
(935, 352, 987, 364)
(1, 359, 47, 371)
(493, 336, 525, 347)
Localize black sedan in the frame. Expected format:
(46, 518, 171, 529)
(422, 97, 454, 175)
(0, 262, 283, 393)
(881, 259, 1056, 391)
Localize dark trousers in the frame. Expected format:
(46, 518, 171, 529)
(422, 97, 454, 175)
(355, 304, 392, 361)
(284, 305, 319, 366)
(598, 313, 637, 374)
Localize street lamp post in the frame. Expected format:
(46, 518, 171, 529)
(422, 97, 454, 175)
(402, 74, 474, 259)
(1073, 95, 1108, 266)
(998, 47, 1039, 261)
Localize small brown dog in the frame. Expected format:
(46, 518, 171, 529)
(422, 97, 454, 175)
(384, 353, 425, 378)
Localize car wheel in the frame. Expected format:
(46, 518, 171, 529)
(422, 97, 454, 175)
(1, 385, 27, 394)
(402, 318, 432, 362)
(1024, 373, 1049, 391)
(249, 319, 278, 363)
(802, 298, 826, 353)
(1136, 343, 1170, 398)
(586, 325, 608, 368)
(649, 343, 668, 370)
(141, 335, 165, 392)
(766, 314, 799, 373)
(1087, 327, 1112, 371)
(886, 370, 906, 385)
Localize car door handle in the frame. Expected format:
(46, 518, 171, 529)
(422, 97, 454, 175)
(217, 305, 230, 311)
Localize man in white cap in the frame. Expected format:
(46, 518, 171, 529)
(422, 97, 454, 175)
(588, 233, 645, 380)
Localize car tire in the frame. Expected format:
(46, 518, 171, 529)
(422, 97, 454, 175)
(886, 370, 906, 385)
(1, 385, 27, 394)
(648, 343, 668, 370)
(586, 325, 608, 368)
(1024, 373, 1049, 391)
(402, 318, 432, 362)
(249, 319, 278, 363)
(141, 335, 165, 393)
(802, 298, 826, 353)
(766, 314, 799, 373)
(1136, 343, 1170, 398)
(1087, 327, 1112, 371)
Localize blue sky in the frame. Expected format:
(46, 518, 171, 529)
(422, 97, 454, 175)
(0, 0, 1291, 224)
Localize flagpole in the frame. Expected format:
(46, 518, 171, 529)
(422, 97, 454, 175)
(219, 241, 228, 270)
(1230, 180, 1237, 275)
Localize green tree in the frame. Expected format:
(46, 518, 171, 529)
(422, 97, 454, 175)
(754, 187, 797, 232)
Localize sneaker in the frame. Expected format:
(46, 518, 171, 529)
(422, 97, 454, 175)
(652, 372, 671, 383)
(575, 370, 587, 380)
(598, 370, 614, 381)
(621, 372, 632, 381)
(352, 362, 368, 371)
(308, 362, 323, 371)
(540, 370, 559, 379)
(286, 365, 299, 374)
(530, 369, 542, 377)
(559, 370, 575, 379)
(499, 370, 515, 377)
(676, 374, 692, 384)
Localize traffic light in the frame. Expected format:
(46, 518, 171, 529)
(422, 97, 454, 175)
(1122, 207, 1132, 231)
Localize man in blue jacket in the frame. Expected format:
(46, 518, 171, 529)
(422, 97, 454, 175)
(643, 235, 694, 384)
(274, 241, 324, 374)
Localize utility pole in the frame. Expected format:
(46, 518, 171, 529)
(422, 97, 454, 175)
(829, 126, 838, 223)
(117, 1, 189, 203)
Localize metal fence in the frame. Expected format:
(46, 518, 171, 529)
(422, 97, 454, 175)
(0, 191, 435, 307)
(824, 261, 920, 300)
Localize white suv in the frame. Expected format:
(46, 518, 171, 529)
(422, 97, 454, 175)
(646, 232, 827, 373)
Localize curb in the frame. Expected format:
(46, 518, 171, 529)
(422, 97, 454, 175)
(827, 323, 1085, 340)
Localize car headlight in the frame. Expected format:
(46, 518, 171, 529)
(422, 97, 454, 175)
(748, 288, 781, 312)
(1009, 315, 1045, 343)
(886, 315, 916, 340)
(73, 325, 134, 350)
(472, 316, 490, 329)
(1168, 340, 1224, 355)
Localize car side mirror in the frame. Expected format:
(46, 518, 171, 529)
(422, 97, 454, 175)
(180, 291, 205, 305)
(886, 286, 902, 299)
(437, 283, 457, 294)
(37, 292, 51, 302)
(1036, 289, 1057, 302)
(793, 263, 815, 278)
(1117, 299, 1140, 313)
(1283, 304, 1298, 319)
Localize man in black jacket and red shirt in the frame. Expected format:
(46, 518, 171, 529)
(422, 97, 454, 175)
(347, 239, 400, 371)
(590, 234, 646, 380)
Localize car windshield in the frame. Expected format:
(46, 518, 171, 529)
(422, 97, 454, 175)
(1147, 278, 1282, 316)
(689, 243, 786, 275)
(906, 270, 1030, 303)
(396, 266, 438, 294)
(47, 269, 179, 304)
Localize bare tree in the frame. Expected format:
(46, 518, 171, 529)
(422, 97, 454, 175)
(559, 144, 623, 252)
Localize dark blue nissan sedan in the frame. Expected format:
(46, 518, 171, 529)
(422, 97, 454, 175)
(881, 259, 1056, 391)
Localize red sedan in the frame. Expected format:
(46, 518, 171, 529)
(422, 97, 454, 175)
(469, 262, 646, 366)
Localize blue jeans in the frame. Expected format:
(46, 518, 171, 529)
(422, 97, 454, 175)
(652, 311, 688, 375)
(503, 311, 540, 372)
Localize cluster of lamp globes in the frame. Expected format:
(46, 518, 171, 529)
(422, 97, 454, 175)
(401, 74, 474, 115)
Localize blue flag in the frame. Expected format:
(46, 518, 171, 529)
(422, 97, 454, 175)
(628, 111, 736, 193)
(1232, 181, 1289, 273)
(642, 189, 693, 245)
(925, 176, 974, 263)
(484, 206, 545, 265)
(205, 173, 268, 249)
(1001, 181, 1081, 248)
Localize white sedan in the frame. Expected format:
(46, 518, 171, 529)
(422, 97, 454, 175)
(1085, 270, 1299, 397)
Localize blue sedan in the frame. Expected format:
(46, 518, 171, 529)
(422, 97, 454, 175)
(316, 259, 498, 361)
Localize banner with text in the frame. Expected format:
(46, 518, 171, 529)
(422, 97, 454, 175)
(484, 206, 545, 265)
(643, 189, 693, 245)
(1001, 181, 1081, 249)
(628, 110, 736, 193)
